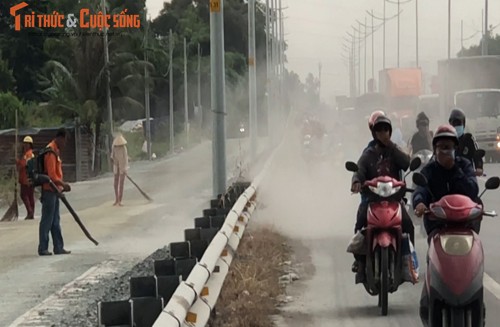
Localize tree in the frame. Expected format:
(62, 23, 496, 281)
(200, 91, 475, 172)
(0, 1, 50, 101)
(304, 73, 320, 108)
(458, 33, 500, 57)
(0, 92, 24, 129)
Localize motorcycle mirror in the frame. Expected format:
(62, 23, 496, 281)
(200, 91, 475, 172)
(412, 172, 428, 187)
(345, 161, 358, 172)
(409, 157, 422, 172)
(485, 176, 500, 190)
(476, 149, 486, 159)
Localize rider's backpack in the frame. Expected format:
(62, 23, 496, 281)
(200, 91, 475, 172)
(26, 147, 56, 187)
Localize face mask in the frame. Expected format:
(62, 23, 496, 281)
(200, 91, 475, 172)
(438, 148, 455, 159)
(454, 125, 464, 137)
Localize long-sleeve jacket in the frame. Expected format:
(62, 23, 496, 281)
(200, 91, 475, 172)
(16, 149, 34, 186)
(412, 156, 479, 209)
(42, 140, 64, 192)
(457, 133, 483, 170)
(352, 141, 410, 202)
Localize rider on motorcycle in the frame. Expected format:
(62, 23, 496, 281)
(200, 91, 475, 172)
(411, 124, 480, 325)
(448, 108, 484, 177)
(351, 111, 414, 282)
(409, 112, 433, 156)
(412, 124, 480, 237)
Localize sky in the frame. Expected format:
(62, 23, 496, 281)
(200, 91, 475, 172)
(146, 0, 500, 105)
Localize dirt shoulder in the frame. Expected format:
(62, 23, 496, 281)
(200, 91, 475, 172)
(208, 225, 313, 327)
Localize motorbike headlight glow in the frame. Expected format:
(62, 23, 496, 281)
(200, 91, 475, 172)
(368, 182, 401, 197)
(440, 235, 473, 255)
(496, 141, 500, 149)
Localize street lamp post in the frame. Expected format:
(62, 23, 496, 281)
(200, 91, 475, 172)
(210, 0, 227, 196)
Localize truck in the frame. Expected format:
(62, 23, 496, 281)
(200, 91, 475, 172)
(437, 56, 500, 162)
(379, 67, 423, 140)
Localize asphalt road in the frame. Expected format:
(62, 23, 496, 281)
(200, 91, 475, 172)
(0, 138, 266, 327)
(259, 131, 500, 327)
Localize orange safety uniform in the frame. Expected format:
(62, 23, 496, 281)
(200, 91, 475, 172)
(16, 149, 34, 186)
(42, 140, 64, 192)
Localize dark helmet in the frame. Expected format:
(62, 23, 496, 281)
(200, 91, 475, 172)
(372, 115, 392, 137)
(432, 124, 459, 147)
(416, 111, 429, 127)
(448, 108, 466, 126)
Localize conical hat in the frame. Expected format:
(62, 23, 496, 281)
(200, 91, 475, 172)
(112, 134, 127, 146)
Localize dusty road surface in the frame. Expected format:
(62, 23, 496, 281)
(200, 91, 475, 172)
(257, 129, 500, 327)
(0, 139, 265, 327)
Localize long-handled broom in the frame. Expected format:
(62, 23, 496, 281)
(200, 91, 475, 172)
(1, 109, 19, 222)
(125, 174, 153, 202)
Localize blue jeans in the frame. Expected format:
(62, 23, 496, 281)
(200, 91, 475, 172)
(38, 191, 64, 253)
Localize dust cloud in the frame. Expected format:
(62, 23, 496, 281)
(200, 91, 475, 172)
(255, 105, 372, 241)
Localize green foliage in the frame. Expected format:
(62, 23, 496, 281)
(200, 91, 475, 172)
(0, 53, 15, 93)
(0, 92, 25, 129)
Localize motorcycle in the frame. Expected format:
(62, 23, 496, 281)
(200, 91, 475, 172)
(302, 133, 328, 163)
(345, 156, 422, 316)
(412, 172, 500, 327)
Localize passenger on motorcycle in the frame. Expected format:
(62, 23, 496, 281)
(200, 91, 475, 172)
(409, 112, 433, 156)
(350, 111, 415, 282)
(390, 112, 406, 149)
(448, 108, 484, 177)
(412, 124, 480, 237)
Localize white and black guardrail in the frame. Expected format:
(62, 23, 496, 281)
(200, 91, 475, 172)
(152, 153, 273, 327)
(96, 151, 275, 327)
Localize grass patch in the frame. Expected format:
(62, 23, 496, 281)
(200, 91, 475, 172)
(208, 225, 291, 327)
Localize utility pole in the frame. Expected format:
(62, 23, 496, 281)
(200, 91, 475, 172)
(461, 19, 464, 51)
(368, 7, 402, 71)
(448, 0, 451, 59)
(183, 38, 189, 146)
(482, 0, 488, 55)
(358, 22, 361, 96)
(364, 16, 367, 94)
(383, 0, 386, 69)
(272, 0, 280, 139)
(415, 0, 419, 67)
(265, 0, 270, 138)
(169, 29, 174, 155)
(318, 62, 322, 102)
(397, 0, 400, 67)
(270, 0, 276, 143)
(210, 0, 227, 196)
(144, 10, 152, 160)
(279, 0, 285, 116)
(197, 43, 202, 130)
(278, 0, 283, 121)
(371, 10, 375, 80)
(248, 0, 257, 163)
(352, 26, 359, 97)
(102, 0, 113, 147)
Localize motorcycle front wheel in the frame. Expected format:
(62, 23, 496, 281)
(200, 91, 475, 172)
(379, 247, 389, 316)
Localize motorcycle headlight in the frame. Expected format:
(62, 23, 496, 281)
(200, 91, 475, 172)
(368, 182, 401, 197)
(496, 141, 500, 149)
(440, 235, 473, 255)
